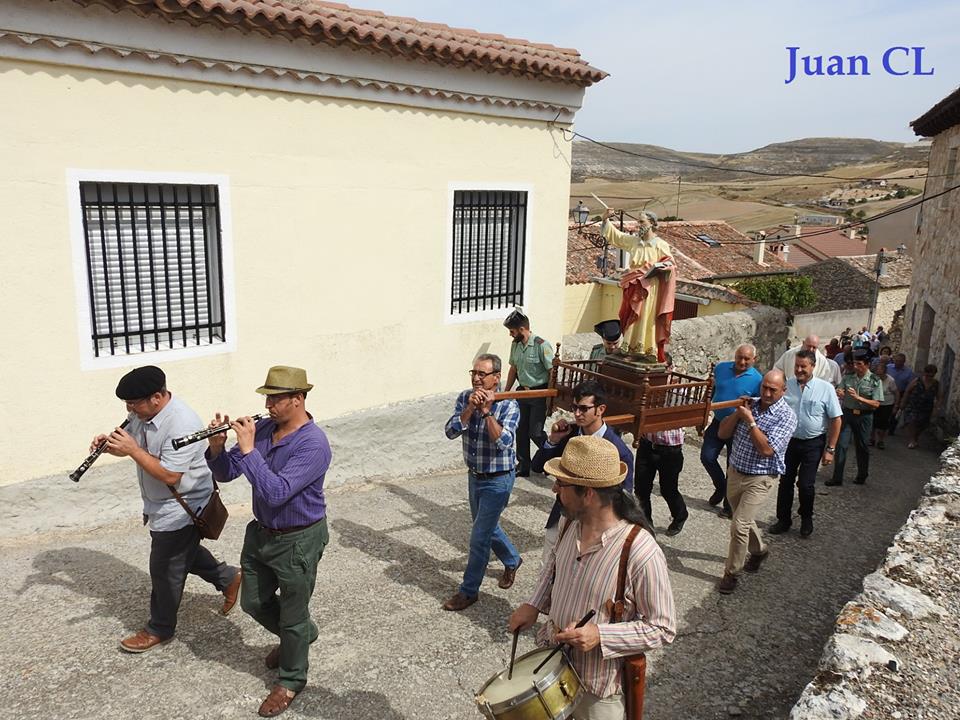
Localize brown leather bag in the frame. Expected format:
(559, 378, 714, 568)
(169, 480, 229, 540)
(605, 525, 648, 720)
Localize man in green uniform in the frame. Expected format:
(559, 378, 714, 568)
(589, 319, 624, 361)
(826, 350, 883, 486)
(504, 309, 555, 477)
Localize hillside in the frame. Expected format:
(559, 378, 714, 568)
(572, 137, 931, 182)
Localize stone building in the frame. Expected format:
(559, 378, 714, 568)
(902, 86, 960, 426)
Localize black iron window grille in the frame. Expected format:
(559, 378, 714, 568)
(79, 182, 226, 357)
(450, 190, 528, 315)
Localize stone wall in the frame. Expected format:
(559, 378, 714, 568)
(792, 308, 871, 345)
(789, 440, 960, 720)
(874, 288, 908, 335)
(901, 123, 960, 425)
(562, 305, 790, 374)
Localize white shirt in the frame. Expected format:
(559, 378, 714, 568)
(774, 347, 842, 386)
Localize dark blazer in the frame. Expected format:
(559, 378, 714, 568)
(532, 425, 635, 529)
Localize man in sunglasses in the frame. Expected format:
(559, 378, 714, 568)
(532, 380, 634, 561)
(443, 354, 523, 611)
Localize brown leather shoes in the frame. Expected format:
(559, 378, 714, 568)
(718, 573, 738, 594)
(499, 557, 523, 589)
(442, 591, 478, 611)
(258, 685, 297, 717)
(743, 550, 769, 574)
(119, 629, 171, 653)
(265, 644, 281, 670)
(222, 570, 242, 615)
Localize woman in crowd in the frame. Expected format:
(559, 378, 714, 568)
(870, 361, 899, 449)
(897, 364, 942, 449)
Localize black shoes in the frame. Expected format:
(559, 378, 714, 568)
(824, 478, 843, 487)
(708, 489, 725, 507)
(800, 517, 813, 538)
(768, 520, 791, 535)
(853, 476, 867, 485)
(665, 518, 686, 536)
(718, 573, 738, 594)
(718, 503, 732, 519)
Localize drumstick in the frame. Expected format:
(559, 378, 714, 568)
(532, 609, 596, 674)
(507, 628, 520, 680)
(590, 193, 610, 210)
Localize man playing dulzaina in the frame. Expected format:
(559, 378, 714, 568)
(206, 366, 331, 718)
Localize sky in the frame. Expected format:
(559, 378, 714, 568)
(364, 0, 960, 154)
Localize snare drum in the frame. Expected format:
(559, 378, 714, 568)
(475, 647, 583, 720)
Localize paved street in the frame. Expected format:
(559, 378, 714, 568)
(0, 431, 942, 720)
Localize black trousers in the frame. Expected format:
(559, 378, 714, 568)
(516, 394, 547, 473)
(147, 523, 236, 639)
(833, 411, 873, 483)
(634, 439, 687, 524)
(777, 434, 825, 522)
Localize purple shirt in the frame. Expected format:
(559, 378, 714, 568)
(886, 363, 915, 394)
(207, 417, 331, 529)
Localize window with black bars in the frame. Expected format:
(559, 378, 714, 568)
(450, 190, 527, 315)
(79, 182, 226, 357)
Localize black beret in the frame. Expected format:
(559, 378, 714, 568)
(852, 350, 871, 362)
(594, 319, 622, 342)
(115, 365, 166, 400)
(503, 308, 529, 329)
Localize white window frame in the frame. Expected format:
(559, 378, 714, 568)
(444, 182, 533, 324)
(67, 169, 237, 370)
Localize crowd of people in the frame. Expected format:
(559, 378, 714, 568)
(89, 313, 942, 720)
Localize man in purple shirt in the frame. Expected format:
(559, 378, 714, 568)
(207, 366, 331, 718)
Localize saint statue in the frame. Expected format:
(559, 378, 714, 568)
(601, 208, 676, 362)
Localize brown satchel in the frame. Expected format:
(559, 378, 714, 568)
(604, 525, 647, 720)
(169, 480, 229, 540)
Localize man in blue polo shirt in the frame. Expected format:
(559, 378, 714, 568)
(770, 349, 842, 539)
(701, 344, 762, 518)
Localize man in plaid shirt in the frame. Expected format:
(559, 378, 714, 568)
(443, 353, 523, 611)
(716, 369, 796, 594)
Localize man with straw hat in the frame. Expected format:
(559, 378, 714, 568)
(509, 436, 676, 720)
(206, 366, 331, 718)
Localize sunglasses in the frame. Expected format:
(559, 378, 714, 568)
(572, 404, 596, 414)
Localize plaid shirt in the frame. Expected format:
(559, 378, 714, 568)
(445, 389, 520, 474)
(729, 397, 797, 476)
(644, 427, 685, 446)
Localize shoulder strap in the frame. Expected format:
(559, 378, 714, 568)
(611, 525, 642, 623)
(550, 518, 575, 585)
(168, 479, 219, 525)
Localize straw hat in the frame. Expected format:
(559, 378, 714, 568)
(255, 366, 313, 395)
(543, 435, 628, 488)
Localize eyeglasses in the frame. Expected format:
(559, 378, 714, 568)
(572, 404, 596, 414)
(469, 370, 498, 379)
(265, 393, 295, 405)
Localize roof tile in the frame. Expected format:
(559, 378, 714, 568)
(72, 0, 606, 85)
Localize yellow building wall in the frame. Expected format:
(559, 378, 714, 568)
(0, 60, 573, 483)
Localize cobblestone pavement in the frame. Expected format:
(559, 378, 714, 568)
(0, 432, 942, 720)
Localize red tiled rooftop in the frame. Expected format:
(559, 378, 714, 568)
(73, 0, 607, 85)
(567, 220, 793, 284)
(765, 226, 870, 268)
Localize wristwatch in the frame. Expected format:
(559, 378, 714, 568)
(825, 445, 836, 453)
(748, 421, 758, 429)
(480, 412, 494, 420)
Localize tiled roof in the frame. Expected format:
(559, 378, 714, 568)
(72, 0, 606, 86)
(566, 220, 793, 284)
(839, 254, 913, 288)
(912, 85, 960, 137)
(765, 226, 870, 268)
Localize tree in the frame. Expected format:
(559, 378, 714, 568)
(733, 275, 816, 311)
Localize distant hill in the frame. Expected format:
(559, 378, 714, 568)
(572, 137, 931, 182)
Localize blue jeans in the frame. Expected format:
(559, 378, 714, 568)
(460, 471, 521, 598)
(700, 418, 732, 493)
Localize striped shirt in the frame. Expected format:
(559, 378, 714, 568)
(644, 427, 685, 446)
(528, 519, 676, 698)
(445, 389, 520, 474)
(729, 397, 797, 476)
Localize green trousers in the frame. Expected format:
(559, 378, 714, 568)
(239, 518, 328, 692)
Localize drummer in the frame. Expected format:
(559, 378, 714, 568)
(508, 436, 676, 720)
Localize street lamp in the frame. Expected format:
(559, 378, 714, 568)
(573, 201, 589, 228)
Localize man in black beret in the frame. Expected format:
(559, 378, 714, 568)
(590, 319, 623, 361)
(826, 350, 884, 486)
(92, 365, 240, 653)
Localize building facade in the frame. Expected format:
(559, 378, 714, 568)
(0, 0, 605, 481)
(902, 87, 960, 426)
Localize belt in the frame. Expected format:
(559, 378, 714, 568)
(256, 517, 324, 536)
(472, 469, 511, 479)
(642, 438, 682, 450)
